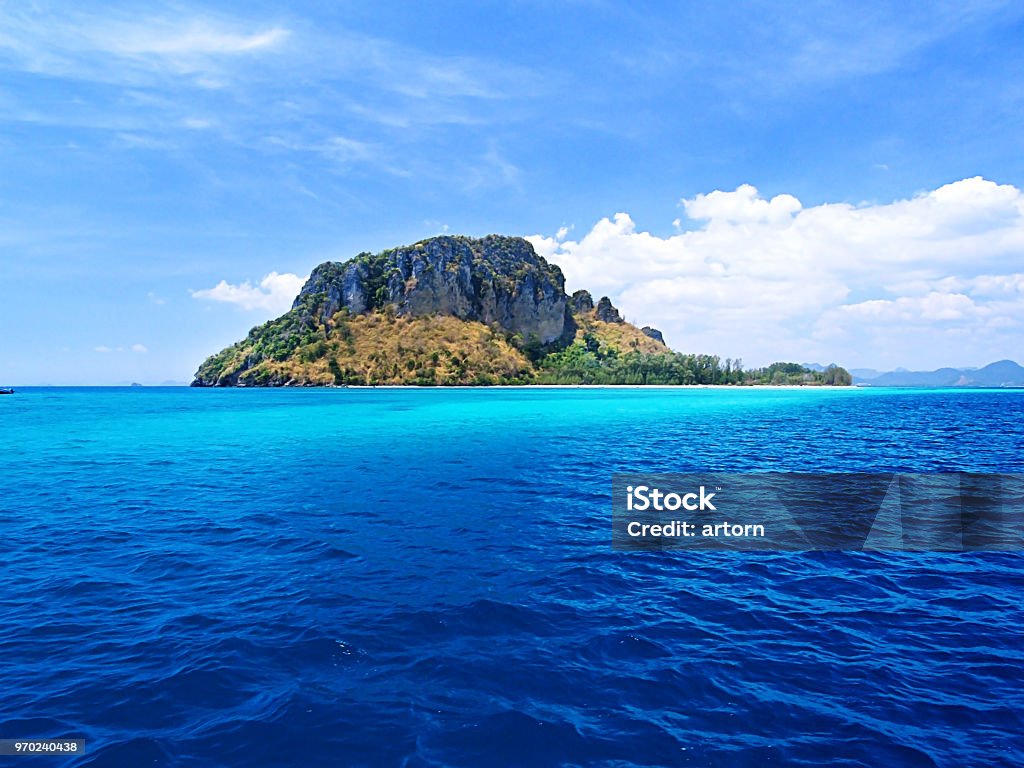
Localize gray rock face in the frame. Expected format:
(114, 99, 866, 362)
(299, 260, 370, 317)
(641, 326, 665, 344)
(295, 235, 574, 344)
(594, 296, 624, 323)
(569, 289, 594, 314)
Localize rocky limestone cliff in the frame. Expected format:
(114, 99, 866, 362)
(641, 326, 665, 344)
(594, 296, 623, 323)
(296, 235, 573, 345)
(569, 289, 595, 314)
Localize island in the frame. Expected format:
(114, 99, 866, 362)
(192, 235, 852, 387)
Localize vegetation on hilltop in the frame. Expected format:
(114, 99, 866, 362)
(195, 310, 535, 386)
(538, 343, 850, 386)
(533, 309, 852, 385)
(195, 303, 852, 386)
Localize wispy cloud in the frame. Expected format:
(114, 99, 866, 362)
(610, 1, 1022, 110)
(94, 343, 147, 353)
(0, 2, 544, 189)
(462, 142, 523, 191)
(0, 5, 290, 86)
(261, 134, 411, 178)
(0, 4, 537, 101)
(106, 23, 288, 57)
(115, 132, 178, 150)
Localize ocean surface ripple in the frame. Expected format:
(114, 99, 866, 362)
(2, 387, 1023, 766)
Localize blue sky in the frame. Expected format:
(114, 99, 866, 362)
(2, 1, 1024, 383)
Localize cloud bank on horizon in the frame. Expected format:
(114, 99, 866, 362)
(527, 177, 1024, 370)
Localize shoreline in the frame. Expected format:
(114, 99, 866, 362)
(183, 383, 865, 391)
(8, 383, 862, 390)
(313, 384, 862, 390)
(17, 384, 1024, 390)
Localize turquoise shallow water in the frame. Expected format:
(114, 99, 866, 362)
(2, 387, 1023, 766)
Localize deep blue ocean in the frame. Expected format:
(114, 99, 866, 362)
(2, 387, 1023, 767)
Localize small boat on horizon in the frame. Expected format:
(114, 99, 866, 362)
(0, 387, 15, 395)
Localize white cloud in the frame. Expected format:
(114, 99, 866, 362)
(131, 343, 148, 353)
(528, 177, 1024, 369)
(191, 271, 307, 313)
(683, 184, 802, 224)
(94, 346, 112, 353)
(839, 293, 977, 322)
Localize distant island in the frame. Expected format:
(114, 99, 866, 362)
(854, 360, 1024, 387)
(192, 235, 852, 387)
